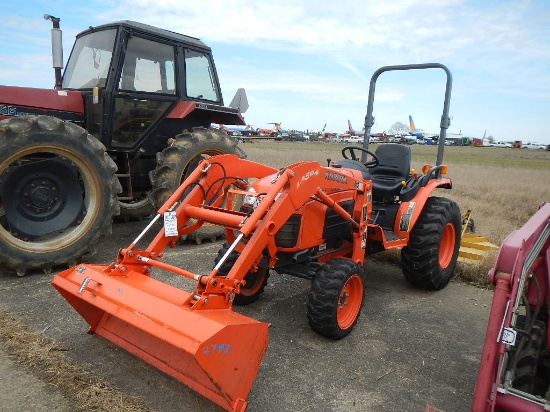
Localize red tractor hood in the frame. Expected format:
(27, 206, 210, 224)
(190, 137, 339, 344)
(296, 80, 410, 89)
(0, 85, 84, 121)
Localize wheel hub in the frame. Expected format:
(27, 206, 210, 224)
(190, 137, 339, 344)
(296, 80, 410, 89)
(29, 185, 55, 209)
(338, 291, 349, 308)
(22, 178, 59, 216)
(336, 275, 363, 329)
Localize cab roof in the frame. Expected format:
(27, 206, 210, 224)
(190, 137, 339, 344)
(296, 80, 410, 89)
(78, 20, 210, 50)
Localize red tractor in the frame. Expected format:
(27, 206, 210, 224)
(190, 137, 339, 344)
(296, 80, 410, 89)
(0, 17, 246, 275)
(52, 63, 463, 412)
(473, 202, 550, 411)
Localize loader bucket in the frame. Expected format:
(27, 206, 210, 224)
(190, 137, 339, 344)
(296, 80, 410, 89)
(51, 264, 268, 412)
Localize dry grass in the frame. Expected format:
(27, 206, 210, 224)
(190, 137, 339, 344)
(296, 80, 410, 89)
(0, 307, 149, 411)
(242, 141, 550, 286)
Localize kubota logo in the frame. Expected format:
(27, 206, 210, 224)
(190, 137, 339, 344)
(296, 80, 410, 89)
(324, 171, 347, 184)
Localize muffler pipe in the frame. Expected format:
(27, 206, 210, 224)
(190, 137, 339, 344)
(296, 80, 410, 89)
(44, 14, 63, 90)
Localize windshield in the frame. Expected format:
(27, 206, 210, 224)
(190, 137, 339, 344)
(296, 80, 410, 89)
(62, 29, 117, 90)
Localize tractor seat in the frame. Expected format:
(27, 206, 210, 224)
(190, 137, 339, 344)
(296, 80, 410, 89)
(367, 144, 412, 198)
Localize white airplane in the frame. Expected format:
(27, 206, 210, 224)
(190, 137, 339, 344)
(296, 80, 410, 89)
(408, 115, 438, 139)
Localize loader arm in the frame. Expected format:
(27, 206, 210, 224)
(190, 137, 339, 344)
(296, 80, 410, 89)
(140, 156, 371, 292)
(104, 155, 370, 303)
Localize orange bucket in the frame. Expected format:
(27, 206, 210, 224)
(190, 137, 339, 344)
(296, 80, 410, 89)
(52, 264, 268, 412)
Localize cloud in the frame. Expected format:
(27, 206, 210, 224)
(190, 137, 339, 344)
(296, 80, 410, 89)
(1, 0, 549, 141)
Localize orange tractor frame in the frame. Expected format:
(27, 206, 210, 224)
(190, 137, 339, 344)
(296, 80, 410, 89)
(52, 63, 462, 411)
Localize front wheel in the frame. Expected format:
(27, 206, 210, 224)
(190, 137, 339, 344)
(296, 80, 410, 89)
(401, 196, 461, 290)
(214, 243, 270, 305)
(307, 259, 365, 339)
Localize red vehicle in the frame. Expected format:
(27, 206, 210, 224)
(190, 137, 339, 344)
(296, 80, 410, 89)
(473, 202, 550, 411)
(0, 18, 246, 275)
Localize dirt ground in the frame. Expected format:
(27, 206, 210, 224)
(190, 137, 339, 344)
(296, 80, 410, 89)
(0, 219, 494, 412)
(0, 350, 72, 411)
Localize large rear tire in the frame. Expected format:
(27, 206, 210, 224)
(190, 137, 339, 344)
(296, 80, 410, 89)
(401, 196, 461, 290)
(307, 259, 365, 339)
(150, 127, 245, 243)
(0, 116, 121, 275)
(214, 243, 270, 305)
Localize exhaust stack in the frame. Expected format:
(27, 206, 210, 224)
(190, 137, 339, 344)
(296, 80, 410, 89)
(44, 14, 63, 90)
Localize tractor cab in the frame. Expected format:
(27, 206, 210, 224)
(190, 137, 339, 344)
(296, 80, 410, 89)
(62, 21, 224, 153)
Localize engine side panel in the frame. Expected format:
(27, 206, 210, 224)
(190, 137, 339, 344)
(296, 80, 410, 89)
(0, 86, 84, 122)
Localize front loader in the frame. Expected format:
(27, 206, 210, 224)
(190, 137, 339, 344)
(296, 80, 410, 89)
(52, 154, 373, 412)
(51, 64, 462, 411)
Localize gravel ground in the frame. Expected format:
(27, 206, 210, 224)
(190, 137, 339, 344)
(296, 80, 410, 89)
(0, 219, 493, 412)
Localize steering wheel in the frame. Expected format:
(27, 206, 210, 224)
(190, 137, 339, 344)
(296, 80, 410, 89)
(341, 146, 379, 168)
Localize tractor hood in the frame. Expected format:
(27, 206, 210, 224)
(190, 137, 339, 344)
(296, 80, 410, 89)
(0, 85, 84, 122)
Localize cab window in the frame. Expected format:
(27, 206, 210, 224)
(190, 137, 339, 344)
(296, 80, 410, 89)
(119, 36, 176, 94)
(185, 49, 219, 101)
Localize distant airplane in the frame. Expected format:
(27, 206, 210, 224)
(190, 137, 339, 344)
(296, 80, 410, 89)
(250, 123, 285, 137)
(218, 124, 256, 136)
(347, 120, 365, 137)
(260, 122, 287, 137)
(408, 115, 426, 138)
(218, 122, 284, 137)
(254, 128, 274, 136)
(408, 115, 439, 139)
(217, 124, 278, 140)
(268, 122, 286, 133)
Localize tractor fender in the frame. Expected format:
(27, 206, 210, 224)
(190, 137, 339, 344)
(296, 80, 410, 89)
(166, 101, 246, 126)
(394, 177, 452, 236)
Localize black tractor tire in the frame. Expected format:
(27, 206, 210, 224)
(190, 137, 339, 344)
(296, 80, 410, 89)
(511, 316, 548, 396)
(150, 127, 245, 243)
(0, 116, 121, 275)
(306, 259, 366, 340)
(214, 243, 270, 305)
(401, 196, 461, 290)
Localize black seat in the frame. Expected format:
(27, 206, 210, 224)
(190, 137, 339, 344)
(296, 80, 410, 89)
(367, 144, 411, 198)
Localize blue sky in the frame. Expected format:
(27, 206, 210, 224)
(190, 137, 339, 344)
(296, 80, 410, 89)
(2, 0, 549, 143)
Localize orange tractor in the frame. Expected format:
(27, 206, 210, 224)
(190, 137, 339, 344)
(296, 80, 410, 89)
(52, 63, 462, 411)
